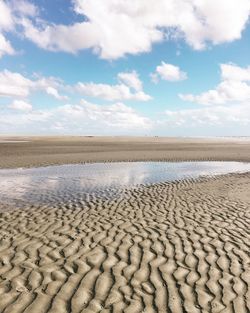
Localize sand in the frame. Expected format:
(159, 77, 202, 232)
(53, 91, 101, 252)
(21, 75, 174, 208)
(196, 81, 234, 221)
(0, 172, 249, 312)
(0, 137, 250, 312)
(1, 136, 250, 168)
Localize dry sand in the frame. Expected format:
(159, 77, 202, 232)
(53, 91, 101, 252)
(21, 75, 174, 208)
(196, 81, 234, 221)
(1, 136, 250, 168)
(0, 137, 249, 312)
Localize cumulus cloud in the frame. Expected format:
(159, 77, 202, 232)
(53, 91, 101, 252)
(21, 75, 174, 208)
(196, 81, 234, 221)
(0, 70, 32, 97)
(0, 33, 15, 58)
(180, 63, 250, 105)
(165, 104, 250, 127)
(0, 1, 15, 58)
(164, 63, 250, 130)
(10, 0, 38, 17)
(59, 100, 151, 129)
(0, 99, 151, 134)
(221, 63, 250, 81)
(118, 71, 143, 91)
(46, 86, 69, 101)
(0, 0, 39, 58)
(0, 1, 14, 31)
(151, 62, 187, 83)
(76, 71, 151, 101)
(0, 69, 67, 100)
(18, 0, 250, 59)
(0, 68, 148, 104)
(8, 99, 32, 111)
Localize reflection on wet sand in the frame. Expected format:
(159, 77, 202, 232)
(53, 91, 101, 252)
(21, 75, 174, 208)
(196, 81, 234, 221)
(1, 161, 250, 208)
(0, 162, 250, 312)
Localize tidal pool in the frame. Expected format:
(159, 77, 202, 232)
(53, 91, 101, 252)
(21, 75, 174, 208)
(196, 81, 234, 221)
(0, 161, 250, 208)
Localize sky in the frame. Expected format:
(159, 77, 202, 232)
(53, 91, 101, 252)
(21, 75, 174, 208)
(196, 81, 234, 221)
(0, 0, 250, 136)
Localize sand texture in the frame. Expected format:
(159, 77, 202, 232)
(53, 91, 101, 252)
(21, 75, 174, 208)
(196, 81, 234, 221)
(1, 136, 250, 168)
(0, 172, 249, 313)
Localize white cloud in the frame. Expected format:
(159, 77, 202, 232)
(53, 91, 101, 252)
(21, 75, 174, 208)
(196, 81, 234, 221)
(8, 99, 32, 111)
(0, 33, 15, 58)
(165, 103, 250, 127)
(118, 71, 143, 91)
(19, 0, 250, 59)
(10, 0, 38, 17)
(164, 63, 250, 131)
(0, 70, 32, 97)
(46, 86, 69, 101)
(76, 71, 151, 101)
(151, 62, 187, 83)
(180, 63, 250, 105)
(0, 1, 14, 31)
(0, 0, 38, 58)
(59, 100, 151, 129)
(0, 99, 152, 134)
(20, 18, 99, 54)
(0, 69, 148, 103)
(76, 82, 151, 102)
(221, 63, 250, 81)
(0, 69, 67, 100)
(0, 1, 15, 58)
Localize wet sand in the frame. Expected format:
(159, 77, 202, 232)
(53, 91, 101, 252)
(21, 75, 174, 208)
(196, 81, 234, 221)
(0, 172, 250, 312)
(1, 136, 250, 168)
(0, 137, 249, 312)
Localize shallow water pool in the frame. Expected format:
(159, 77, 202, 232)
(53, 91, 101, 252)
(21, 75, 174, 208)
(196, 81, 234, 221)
(0, 161, 250, 208)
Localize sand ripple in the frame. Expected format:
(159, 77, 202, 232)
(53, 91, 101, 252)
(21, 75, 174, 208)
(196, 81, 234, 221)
(0, 173, 249, 312)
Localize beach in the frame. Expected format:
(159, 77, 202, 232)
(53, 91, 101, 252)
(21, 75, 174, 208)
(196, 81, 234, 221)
(1, 136, 250, 169)
(0, 137, 249, 313)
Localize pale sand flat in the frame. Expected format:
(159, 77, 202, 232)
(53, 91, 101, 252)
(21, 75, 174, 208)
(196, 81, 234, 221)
(1, 136, 250, 169)
(0, 172, 249, 312)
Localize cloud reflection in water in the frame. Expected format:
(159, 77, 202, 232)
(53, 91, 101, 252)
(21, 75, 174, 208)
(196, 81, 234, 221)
(0, 161, 250, 208)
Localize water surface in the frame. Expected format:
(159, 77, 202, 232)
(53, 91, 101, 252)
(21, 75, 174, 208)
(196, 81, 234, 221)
(0, 161, 250, 208)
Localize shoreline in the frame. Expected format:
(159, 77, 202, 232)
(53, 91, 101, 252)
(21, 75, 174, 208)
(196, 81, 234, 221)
(1, 159, 250, 171)
(1, 170, 250, 211)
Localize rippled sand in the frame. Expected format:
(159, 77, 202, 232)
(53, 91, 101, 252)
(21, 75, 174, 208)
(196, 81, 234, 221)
(0, 172, 249, 313)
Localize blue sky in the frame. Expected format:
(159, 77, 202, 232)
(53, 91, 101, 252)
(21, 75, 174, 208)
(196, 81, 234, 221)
(0, 0, 250, 136)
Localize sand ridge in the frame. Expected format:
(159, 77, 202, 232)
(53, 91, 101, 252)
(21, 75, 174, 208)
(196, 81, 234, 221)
(0, 173, 249, 312)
